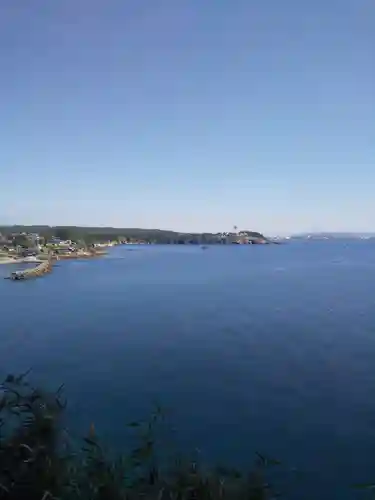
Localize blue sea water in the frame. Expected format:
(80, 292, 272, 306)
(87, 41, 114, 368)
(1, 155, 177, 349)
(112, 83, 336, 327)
(1, 241, 375, 499)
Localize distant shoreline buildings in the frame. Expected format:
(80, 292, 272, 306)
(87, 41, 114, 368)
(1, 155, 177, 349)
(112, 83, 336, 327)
(0, 226, 272, 248)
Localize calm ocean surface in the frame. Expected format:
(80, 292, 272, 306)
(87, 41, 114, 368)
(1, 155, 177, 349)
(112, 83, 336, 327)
(1, 241, 375, 498)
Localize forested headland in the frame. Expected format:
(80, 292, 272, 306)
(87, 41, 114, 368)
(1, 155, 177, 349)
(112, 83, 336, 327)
(0, 226, 268, 245)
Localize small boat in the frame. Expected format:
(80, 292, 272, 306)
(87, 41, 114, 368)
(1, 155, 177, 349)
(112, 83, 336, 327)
(10, 271, 25, 280)
(201, 246, 208, 250)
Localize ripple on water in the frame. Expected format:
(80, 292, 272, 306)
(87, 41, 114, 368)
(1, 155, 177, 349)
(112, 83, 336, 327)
(0, 242, 375, 500)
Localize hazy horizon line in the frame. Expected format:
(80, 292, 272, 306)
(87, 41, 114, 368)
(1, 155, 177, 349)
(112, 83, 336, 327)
(1, 223, 374, 237)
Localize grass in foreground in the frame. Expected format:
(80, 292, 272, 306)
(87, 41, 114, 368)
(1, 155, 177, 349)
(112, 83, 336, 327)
(0, 373, 283, 500)
(1, 373, 374, 499)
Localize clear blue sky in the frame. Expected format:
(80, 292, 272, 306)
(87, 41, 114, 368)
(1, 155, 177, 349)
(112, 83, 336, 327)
(0, 0, 373, 235)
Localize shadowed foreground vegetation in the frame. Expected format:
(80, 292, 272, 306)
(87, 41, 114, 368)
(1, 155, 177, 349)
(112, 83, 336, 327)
(1, 374, 373, 499)
(0, 373, 282, 500)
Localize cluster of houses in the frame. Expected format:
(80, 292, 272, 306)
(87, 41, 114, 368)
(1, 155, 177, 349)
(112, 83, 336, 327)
(214, 231, 268, 244)
(0, 229, 269, 256)
(0, 231, 123, 260)
(0, 232, 82, 257)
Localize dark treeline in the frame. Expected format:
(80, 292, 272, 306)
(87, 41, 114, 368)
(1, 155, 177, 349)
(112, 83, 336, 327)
(0, 226, 267, 245)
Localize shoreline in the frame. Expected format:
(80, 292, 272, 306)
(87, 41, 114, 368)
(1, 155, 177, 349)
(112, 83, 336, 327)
(0, 250, 108, 264)
(0, 258, 22, 265)
(3, 249, 108, 279)
(54, 250, 107, 260)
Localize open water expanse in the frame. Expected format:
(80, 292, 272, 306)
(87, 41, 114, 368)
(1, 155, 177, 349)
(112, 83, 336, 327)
(1, 241, 375, 499)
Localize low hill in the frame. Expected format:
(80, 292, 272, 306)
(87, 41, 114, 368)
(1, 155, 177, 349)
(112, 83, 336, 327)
(0, 226, 268, 244)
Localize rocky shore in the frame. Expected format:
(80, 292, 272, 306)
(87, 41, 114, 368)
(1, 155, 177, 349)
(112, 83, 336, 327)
(57, 249, 107, 259)
(3, 249, 108, 280)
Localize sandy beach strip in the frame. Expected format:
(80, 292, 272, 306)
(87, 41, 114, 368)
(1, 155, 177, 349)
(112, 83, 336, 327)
(0, 258, 21, 265)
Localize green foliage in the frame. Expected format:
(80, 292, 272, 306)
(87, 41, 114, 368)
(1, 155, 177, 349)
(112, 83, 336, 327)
(0, 374, 280, 500)
(11, 235, 34, 248)
(53, 229, 73, 242)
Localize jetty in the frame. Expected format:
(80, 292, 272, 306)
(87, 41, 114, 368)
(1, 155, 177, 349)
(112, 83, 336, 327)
(5, 249, 107, 280)
(6, 256, 53, 281)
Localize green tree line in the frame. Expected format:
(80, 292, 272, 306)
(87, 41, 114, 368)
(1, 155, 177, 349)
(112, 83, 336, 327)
(0, 226, 267, 245)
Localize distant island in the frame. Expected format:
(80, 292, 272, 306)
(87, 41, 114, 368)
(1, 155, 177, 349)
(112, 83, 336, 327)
(0, 225, 273, 246)
(290, 232, 375, 240)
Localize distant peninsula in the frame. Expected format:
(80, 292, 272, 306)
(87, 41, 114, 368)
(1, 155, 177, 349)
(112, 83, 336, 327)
(0, 225, 272, 245)
(291, 232, 375, 240)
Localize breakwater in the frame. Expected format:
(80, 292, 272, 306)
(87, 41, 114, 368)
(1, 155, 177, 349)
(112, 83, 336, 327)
(5, 250, 107, 280)
(7, 258, 53, 280)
